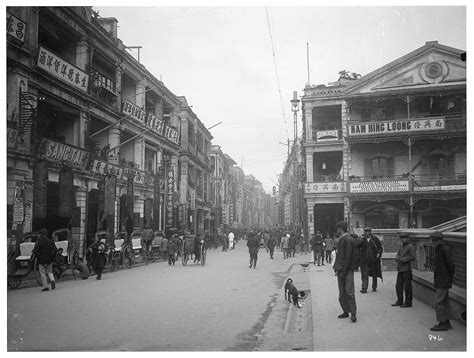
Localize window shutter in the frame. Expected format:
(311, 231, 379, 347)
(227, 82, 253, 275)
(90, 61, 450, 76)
(364, 158, 371, 177)
(387, 157, 394, 176)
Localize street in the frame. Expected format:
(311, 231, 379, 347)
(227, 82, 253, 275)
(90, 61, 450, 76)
(7, 242, 306, 351)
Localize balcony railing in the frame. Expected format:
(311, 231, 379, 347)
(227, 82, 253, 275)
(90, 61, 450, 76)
(311, 129, 343, 142)
(90, 68, 117, 94)
(412, 173, 466, 191)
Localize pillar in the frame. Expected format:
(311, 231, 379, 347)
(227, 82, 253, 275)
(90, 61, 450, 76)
(115, 62, 122, 111)
(108, 126, 121, 165)
(134, 137, 145, 170)
(136, 80, 146, 109)
(74, 186, 87, 258)
(75, 37, 89, 72)
(304, 105, 313, 142)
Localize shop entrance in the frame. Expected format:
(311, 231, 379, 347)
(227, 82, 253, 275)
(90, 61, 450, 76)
(313, 203, 344, 235)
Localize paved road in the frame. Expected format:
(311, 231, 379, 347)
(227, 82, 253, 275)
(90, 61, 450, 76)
(7, 242, 307, 351)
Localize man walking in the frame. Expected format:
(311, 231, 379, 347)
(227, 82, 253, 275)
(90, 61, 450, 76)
(281, 233, 290, 259)
(359, 227, 383, 293)
(430, 231, 455, 331)
(310, 232, 324, 266)
(31, 229, 57, 291)
(267, 234, 276, 259)
(333, 221, 358, 322)
(228, 231, 235, 250)
(247, 232, 260, 268)
(324, 234, 334, 264)
(392, 233, 415, 308)
(289, 232, 296, 257)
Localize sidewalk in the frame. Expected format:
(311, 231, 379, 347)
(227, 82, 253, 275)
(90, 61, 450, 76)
(309, 263, 466, 351)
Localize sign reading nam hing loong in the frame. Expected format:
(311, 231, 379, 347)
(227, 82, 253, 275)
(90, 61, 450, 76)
(7, 13, 26, 42)
(350, 180, 409, 193)
(348, 117, 445, 136)
(122, 100, 180, 145)
(37, 47, 89, 92)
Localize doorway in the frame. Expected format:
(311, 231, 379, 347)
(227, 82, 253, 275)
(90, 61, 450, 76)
(313, 203, 344, 235)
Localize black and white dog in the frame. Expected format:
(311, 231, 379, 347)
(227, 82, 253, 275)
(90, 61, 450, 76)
(285, 278, 301, 308)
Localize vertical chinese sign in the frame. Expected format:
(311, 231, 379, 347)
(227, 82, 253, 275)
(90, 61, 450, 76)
(166, 166, 175, 228)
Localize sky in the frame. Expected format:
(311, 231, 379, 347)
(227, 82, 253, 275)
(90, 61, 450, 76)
(92, 4, 466, 192)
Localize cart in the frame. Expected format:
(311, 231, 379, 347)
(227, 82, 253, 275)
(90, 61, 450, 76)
(51, 229, 80, 280)
(7, 232, 42, 289)
(181, 235, 207, 266)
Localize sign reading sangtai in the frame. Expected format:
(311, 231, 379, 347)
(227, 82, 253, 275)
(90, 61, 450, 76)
(348, 117, 445, 136)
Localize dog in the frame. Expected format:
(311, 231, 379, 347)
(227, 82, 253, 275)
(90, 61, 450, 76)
(284, 278, 301, 308)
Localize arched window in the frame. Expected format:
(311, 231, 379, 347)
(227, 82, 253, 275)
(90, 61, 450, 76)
(364, 205, 399, 229)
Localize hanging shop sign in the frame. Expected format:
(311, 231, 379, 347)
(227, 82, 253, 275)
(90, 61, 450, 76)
(7, 127, 20, 148)
(13, 181, 25, 223)
(166, 167, 175, 227)
(38, 138, 90, 170)
(37, 46, 89, 92)
(89, 158, 154, 185)
(122, 100, 146, 123)
(145, 112, 165, 135)
(164, 125, 179, 145)
(316, 130, 339, 141)
(305, 182, 346, 194)
(7, 13, 26, 42)
(348, 117, 445, 136)
(414, 184, 466, 192)
(349, 180, 409, 193)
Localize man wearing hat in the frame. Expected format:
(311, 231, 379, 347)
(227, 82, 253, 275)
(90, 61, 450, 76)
(359, 227, 383, 293)
(31, 229, 58, 291)
(392, 233, 415, 308)
(430, 231, 455, 331)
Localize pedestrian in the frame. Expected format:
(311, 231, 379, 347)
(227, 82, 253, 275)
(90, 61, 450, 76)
(90, 236, 106, 280)
(247, 231, 260, 269)
(289, 233, 296, 257)
(142, 225, 154, 254)
(267, 234, 276, 259)
(324, 234, 334, 264)
(310, 232, 324, 266)
(52, 248, 67, 279)
(281, 233, 290, 259)
(171, 233, 180, 257)
(228, 231, 235, 250)
(194, 234, 203, 263)
(73, 258, 90, 279)
(359, 227, 383, 293)
(333, 221, 358, 323)
(31, 229, 57, 291)
(124, 215, 133, 239)
(392, 233, 415, 308)
(168, 238, 177, 266)
(161, 235, 169, 259)
(430, 231, 455, 331)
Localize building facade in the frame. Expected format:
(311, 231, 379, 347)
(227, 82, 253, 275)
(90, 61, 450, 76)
(302, 41, 466, 235)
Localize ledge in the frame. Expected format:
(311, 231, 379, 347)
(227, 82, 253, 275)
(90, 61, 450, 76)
(412, 269, 466, 306)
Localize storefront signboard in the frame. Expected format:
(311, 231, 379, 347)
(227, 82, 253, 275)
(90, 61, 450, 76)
(349, 180, 409, 193)
(348, 117, 445, 136)
(38, 138, 90, 170)
(316, 130, 339, 141)
(414, 184, 466, 192)
(90, 158, 154, 185)
(145, 112, 165, 135)
(7, 13, 26, 42)
(166, 167, 175, 227)
(122, 100, 146, 122)
(305, 182, 346, 193)
(37, 46, 89, 92)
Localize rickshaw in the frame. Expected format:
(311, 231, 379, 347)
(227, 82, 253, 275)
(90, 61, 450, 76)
(51, 228, 80, 280)
(7, 232, 42, 289)
(86, 231, 117, 272)
(128, 230, 146, 266)
(181, 234, 207, 266)
(111, 231, 130, 269)
(147, 231, 164, 263)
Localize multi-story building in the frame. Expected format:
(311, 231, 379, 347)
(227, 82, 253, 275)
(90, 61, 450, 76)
(178, 97, 213, 235)
(209, 145, 231, 235)
(302, 41, 466, 235)
(227, 158, 243, 228)
(7, 7, 185, 256)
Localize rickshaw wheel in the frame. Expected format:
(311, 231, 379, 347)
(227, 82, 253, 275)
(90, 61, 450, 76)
(201, 247, 207, 266)
(123, 246, 133, 269)
(33, 258, 42, 286)
(182, 253, 188, 266)
(8, 276, 22, 289)
(71, 250, 80, 279)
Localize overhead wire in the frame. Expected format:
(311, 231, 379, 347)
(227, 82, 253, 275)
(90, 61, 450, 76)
(265, 6, 290, 142)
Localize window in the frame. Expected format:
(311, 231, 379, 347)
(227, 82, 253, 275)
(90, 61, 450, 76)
(426, 154, 454, 178)
(365, 205, 399, 229)
(364, 157, 393, 177)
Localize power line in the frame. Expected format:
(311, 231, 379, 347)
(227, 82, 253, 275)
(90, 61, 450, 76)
(265, 7, 289, 141)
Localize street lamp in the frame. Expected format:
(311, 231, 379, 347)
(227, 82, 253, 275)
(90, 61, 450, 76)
(290, 91, 300, 142)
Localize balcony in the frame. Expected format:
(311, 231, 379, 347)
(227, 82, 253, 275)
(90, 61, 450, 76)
(90, 68, 117, 107)
(311, 129, 343, 142)
(412, 173, 466, 192)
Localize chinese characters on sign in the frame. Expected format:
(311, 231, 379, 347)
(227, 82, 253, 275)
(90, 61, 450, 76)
(7, 13, 26, 42)
(122, 100, 146, 123)
(166, 167, 175, 227)
(37, 46, 89, 92)
(349, 180, 409, 193)
(146, 112, 165, 135)
(304, 182, 346, 194)
(13, 181, 25, 223)
(90, 159, 154, 185)
(348, 117, 445, 136)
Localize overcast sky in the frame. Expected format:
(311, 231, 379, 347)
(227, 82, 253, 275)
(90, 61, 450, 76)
(94, 4, 466, 192)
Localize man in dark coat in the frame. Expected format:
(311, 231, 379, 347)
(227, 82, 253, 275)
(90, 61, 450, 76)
(266, 234, 276, 259)
(430, 231, 455, 331)
(247, 232, 260, 269)
(90, 236, 106, 280)
(359, 227, 383, 293)
(31, 229, 57, 291)
(333, 221, 358, 322)
(310, 232, 324, 266)
(392, 233, 415, 308)
(288, 233, 296, 257)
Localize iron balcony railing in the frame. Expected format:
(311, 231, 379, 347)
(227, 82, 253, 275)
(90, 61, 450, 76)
(349, 173, 466, 185)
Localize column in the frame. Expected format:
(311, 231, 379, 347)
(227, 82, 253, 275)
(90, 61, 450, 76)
(305, 105, 313, 142)
(306, 151, 313, 182)
(307, 200, 315, 237)
(108, 127, 121, 165)
(134, 137, 145, 170)
(75, 37, 89, 71)
(115, 62, 122, 110)
(155, 96, 163, 120)
(136, 80, 146, 109)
